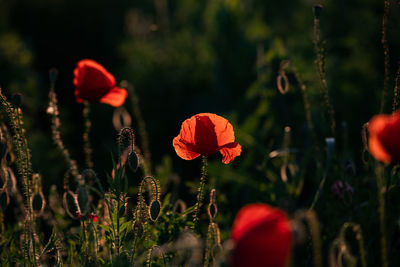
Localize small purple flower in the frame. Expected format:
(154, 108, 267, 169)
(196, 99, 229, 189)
(331, 180, 354, 200)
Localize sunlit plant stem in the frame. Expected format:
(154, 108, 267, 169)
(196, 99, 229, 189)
(193, 156, 208, 232)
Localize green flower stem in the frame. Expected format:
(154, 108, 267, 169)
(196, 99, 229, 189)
(82, 101, 94, 169)
(376, 163, 388, 267)
(193, 156, 208, 232)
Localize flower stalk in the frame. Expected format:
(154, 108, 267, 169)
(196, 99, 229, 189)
(193, 156, 208, 232)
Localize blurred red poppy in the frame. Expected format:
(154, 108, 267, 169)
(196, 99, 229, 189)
(230, 203, 292, 267)
(73, 59, 128, 107)
(173, 113, 241, 164)
(368, 110, 400, 164)
(89, 214, 99, 222)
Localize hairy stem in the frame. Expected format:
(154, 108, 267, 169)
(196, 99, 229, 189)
(380, 0, 390, 113)
(313, 16, 335, 136)
(82, 101, 94, 169)
(193, 156, 208, 232)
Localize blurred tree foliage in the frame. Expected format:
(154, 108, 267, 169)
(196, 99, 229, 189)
(0, 0, 399, 265)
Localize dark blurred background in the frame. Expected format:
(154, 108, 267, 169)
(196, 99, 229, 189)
(0, 0, 400, 263)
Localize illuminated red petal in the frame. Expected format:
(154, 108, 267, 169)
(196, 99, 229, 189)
(73, 59, 117, 102)
(173, 135, 201, 160)
(231, 204, 292, 267)
(193, 115, 219, 155)
(200, 113, 236, 146)
(368, 111, 400, 163)
(219, 142, 242, 164)
(99, 87, 128, 107)
(172, 113, 241, 163)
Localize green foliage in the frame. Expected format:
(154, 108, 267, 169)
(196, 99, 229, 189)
(0, 0, 399, 266)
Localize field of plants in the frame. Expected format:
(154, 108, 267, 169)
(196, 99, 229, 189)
(0, 0, 400, 266)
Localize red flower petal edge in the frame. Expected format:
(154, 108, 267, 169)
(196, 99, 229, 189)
(230, 203, 292, 267)
(368, 110, 400, 164)
(172, 113, 241, 164)
(73, 59, 127, 107)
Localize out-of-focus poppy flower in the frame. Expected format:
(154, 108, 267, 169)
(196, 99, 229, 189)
(368, 111, 400, 164)
(73, 59, 128, 107)
(89, 214, 99, 222)
(230, 203, 292, 267)
(173, 113, 241, 164)
(76, 211, 82, 220)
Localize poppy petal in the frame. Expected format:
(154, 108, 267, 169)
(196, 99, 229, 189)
(368, 133, 392, 164)
(219, 142, 242, 164)
(198, 113, 236, 146)
(173, 136, 201, 160)
(74, 59, 116, 89)
(193, 115, 219, 155)
(368, 111, 400, 163)
(99, 87, 128, 107)
(73, 59, 119, 102)
(231, 204, 292, 267)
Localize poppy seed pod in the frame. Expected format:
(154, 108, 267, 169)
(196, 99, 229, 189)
(73, 59, 128, 107)
(173, 113, 242, 164)
(313, 4, 323, 19)
(49, 67, 59, 85)
(230, 203, 292, 267)
(11, 93, 23, 108)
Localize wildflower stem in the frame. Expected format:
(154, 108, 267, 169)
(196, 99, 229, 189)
(82, 101, 94, 169)
(392, 61, 400, 112)
(376, 163, 388, 267)
(309, 173, 326, 210)
(193, 156, 208, 232)
(352, 224, 367, 267)
(380, 0, 390, 113)
(47, 89, 81, 182)
(0, 90, 37, 266)
(125, 82, 152, 174)
(313, 15, 335, 136)
(116, 197, 121, 256)
(292, 65, 318, 148)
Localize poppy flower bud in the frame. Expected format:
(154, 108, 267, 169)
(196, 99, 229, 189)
(49, 67, 59, 85)
(230, 204, 292, 267)
(11, 93, 23, 108)
(313, 4, 323, 19)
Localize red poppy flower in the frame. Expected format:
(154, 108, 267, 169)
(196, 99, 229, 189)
(73, 59, 128, 107)
(172, 113, 241, 164)
(368, 110, 400, 164)
(230, 203, 292, 267)
(89, 214, 99, 222)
